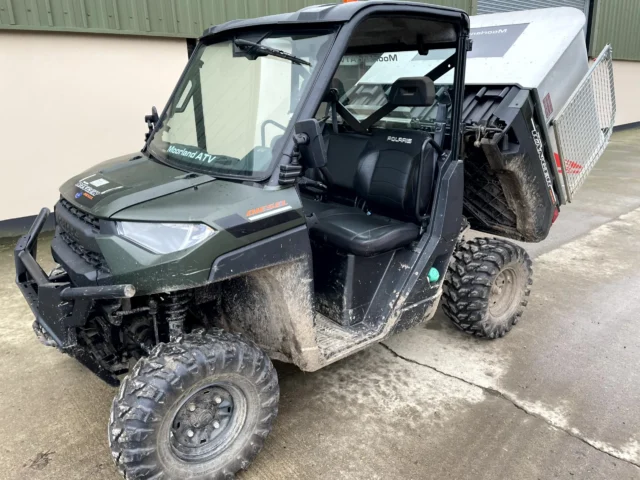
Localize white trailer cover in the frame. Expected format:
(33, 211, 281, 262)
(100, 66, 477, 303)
(466, 7, 588, 124)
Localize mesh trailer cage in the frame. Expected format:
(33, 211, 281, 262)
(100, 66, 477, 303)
(552, 45, 616, 202)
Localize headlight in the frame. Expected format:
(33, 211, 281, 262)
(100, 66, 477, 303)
(116, 222, 216, 254)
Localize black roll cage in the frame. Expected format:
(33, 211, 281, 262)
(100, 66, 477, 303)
(264, 4, 469, 186)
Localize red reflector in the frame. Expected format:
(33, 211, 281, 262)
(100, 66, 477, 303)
(552, 207, 560, 224)
(554, 152, 583, 174)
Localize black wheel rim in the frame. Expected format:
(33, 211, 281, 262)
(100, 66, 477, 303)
(169, 383, 247, 462)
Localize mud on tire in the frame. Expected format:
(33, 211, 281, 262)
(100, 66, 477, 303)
(109, 330, 279, 480)
(442, 238, 533, 339)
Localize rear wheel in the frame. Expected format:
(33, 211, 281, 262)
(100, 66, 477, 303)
(442, 238, 532, 339)
(109, 330, 279, 479)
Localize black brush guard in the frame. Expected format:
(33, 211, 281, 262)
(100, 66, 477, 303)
(14, 208, 135, 385)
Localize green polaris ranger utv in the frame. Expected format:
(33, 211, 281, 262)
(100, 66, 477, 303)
(14, 0, 615, 478)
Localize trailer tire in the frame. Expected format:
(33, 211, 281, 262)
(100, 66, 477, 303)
(442, 238, 532, 339)
(109, 329, 279, 480)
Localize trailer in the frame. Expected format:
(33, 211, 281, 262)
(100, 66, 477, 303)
(346, 7, 616, 241)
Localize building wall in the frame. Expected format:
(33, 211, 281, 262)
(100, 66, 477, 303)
(0, 0, 474, 38)
(612, 60, 640, 127)
(589, 0, 640, 61)
(0, 31, 186, 223)
(476, 0, 589, 15)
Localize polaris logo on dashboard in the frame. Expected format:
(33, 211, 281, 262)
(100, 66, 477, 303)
(387, 136, 412, 144)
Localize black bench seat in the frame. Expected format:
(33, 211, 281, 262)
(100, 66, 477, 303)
(302, 199, 419, 256)
(302, 128, 434, 257)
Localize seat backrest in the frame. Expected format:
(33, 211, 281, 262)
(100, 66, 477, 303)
(354, 129, 433, 221)
(324, 131, 369, 200)
(317, 128, 434, 222)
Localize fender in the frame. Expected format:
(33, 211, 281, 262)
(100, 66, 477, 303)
(209, 225, 312, 282)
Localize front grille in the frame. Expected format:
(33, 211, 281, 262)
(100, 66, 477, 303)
(58, 231, 111, 273)
(60, 198, 100, 231)
(57, 198, 111, 274)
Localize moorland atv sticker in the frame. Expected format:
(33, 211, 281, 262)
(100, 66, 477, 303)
(468, 24, 529, 58)
(167, 144, 220, 164)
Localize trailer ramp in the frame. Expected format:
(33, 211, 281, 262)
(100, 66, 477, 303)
(553, 45, 616, 202)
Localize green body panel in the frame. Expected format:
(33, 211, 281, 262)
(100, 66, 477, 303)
(59, 153, 304, 295)
(60, 153, 215, 218)
(103, 184, 305, 294)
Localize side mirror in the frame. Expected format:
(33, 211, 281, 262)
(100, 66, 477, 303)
(387, 77, 436, 107)
(144, 106, 159, 141)
(294, 119, 327, 169)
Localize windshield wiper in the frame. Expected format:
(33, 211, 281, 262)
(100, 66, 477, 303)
(234, 38, 311, 66)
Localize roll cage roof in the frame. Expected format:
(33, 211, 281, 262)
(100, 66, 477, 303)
(201, 1, 470, 40)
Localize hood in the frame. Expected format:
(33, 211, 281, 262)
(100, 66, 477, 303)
(59, 152, 216, 218)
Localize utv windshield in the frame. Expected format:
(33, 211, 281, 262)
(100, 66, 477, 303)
(148, 30, 335, 180)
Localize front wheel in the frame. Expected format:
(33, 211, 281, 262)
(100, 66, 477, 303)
(109, 330, 279, 480)
(442, 238, 533, 339)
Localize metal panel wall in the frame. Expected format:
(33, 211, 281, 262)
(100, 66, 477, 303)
(476, 0, 589, 15)
(590, 0, 640, 61)
(0, 0, 472, 38)
(427, 0, 474, 12)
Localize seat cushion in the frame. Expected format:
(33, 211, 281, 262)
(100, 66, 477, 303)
(303, 198, 419, 256)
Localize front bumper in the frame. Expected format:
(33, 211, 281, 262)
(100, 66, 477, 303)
(14, 208, 136, 385)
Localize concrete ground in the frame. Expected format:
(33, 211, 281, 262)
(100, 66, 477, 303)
(1, 130, 640, 480)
